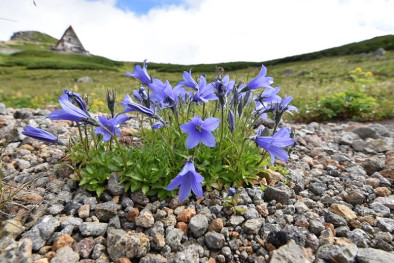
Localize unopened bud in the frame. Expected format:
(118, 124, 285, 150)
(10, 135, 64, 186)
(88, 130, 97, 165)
(106, 89, 116, 117)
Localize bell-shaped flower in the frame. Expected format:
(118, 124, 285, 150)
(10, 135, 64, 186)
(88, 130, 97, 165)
(49, 94, 92, 123)
(256, 87, 282, 104)
(151, 121, 165, 130)
(177, 69, 198, 90)
(149, 80, 184, 108)
(227, 109, 235, 134)
(246, 65, 273, 91)
(228, 187, 236, 196)
(94, 115, 129, 142)
(193, 75, 218, 103)
(121, 94, 154, 117)
(255, 127, 295, 164)
(63, 89, 89, 115)
(125, 59, 151, 85)
(166, 161, 204, 202)
(275, 95, 298, 115)
(180, 115, 220, 149)
(22, 125, 58, 144)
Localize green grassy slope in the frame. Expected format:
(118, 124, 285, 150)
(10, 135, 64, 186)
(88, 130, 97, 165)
(0, 34, 392, 119)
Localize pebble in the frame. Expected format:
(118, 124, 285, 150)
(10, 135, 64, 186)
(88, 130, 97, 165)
(1, 108, 393, 262)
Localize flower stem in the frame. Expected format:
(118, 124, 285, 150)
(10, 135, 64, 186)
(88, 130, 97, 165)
(77, 123, 90, 160)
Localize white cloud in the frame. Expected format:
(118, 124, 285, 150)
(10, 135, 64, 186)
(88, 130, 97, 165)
(0, 0, 393, 64)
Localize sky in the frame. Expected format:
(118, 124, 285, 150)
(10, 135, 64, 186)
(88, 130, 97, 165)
(0, 0, 393, 65)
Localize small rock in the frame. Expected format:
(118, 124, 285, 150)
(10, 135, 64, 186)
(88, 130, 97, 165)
(107, 228, 150, 260)
(374, 187, 391, 197)
(79, 222, 108, 237)
(107, 173, 125, 196)
(208, 218, 224, 233)
(126, 208, 139, 222)
(50, 246, 79, 263)
(189, 214, 208, 238)
(135, 209, 155, 228)
(95, 201, 118, 222)
(376, 218, 394, 233)
(357, 247, 394, 263)
(243, 218, 264, 235)
(329, 204, 357, 222)
(52, 234, 74, 252)
(77, 76, 94, 83)
(78, 204, 90, 219)
(264, 184, 294, 205)
(204, 232, 225, 250)
(270, 240, 311, 263)
(176, 208, 196, 223)
(166, 228, 184, 251)
(131, 191, 149, 206)
(73, 237, 95, 259)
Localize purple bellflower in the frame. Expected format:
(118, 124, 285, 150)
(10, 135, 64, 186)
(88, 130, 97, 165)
(256, 87, 282, 104)
(193, 75, 218, 103)
(151, 121, 165, 130)
(133, 86, 149, 102)
(63, 89, 89, 115)
(228, 187, 236, 196)
(22, 125, 58, 144)
(166, 161, 204, 202)
(177, 69, 198, 90)
(125, 59, 151, 85)
(121, 94, 154, 117)
(149, 80, 185, 108)
(180, 116, 220, 149)
(255, 127, 295, 164)
(49, 94, 93, 124)
(245, 65, 273, 91)
(94, 115, 129, 142)
(275, 95, 298, 115)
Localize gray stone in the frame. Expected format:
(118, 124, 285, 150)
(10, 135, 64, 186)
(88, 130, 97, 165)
(21, 215, 60, 251)
(367, 139, 391, 152)
(79, 222, 108, 237)
(339, 132, 360, 145)
(309, 218, 325, 235)
(165, 227, 184, 251)
(107, 228, 150, 260)
(264, 184, 294, 205)
(77, 76, 94, 83)
(107, 172, 125, 196)
(204, 232, 225, 250)
(56, 191, 73, 203)
(352, 126, 379, 139)
(91, 244, 106, 259)
(60, 217, 83, 228)
(325, 211, 347, 227)
(108, 215, 121, 229)
(357, 247, 394, 263)
(95, 201, 118, 221)
(0, 219, 25, 239)
(243, 207, 260, 219)
(135, 209, 155, 228)
(64, 200, 82, 215)
(229, 215, 245, 227)
(270, 240, 311, 263)
(131, 191, 149, 206)
(348, 229, 370, 248)
(377, 218, 394, 233)
(140, 253, 168, 263)
(73, 237, 95, 259)
(168, 245, 200, 263)
(374, 196, 394, 209)
(316, 244, 358, 263)
(243, 218, 264, 234)
(371, 202, 391, 217)
(0, 102, 6, 115)
(0, 238, 32, 263)
(51, 246, 79, 263)
(47, 204, 64, 215)
(46, 179, 65, 193)
(363, 157, 385, 175)
(189, 214, 208, 238)
(308, 181, 327, 195)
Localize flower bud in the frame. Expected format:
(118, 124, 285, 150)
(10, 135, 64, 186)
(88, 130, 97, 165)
(227, 109, 235, 134)
(106, 89, 116, 117)
(228, 187, 236, 196)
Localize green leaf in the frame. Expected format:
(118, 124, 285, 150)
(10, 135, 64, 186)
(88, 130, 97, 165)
(141, 185, 149, 195)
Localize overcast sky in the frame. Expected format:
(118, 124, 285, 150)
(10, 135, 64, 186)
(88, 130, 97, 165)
(0, 0, 393, 64)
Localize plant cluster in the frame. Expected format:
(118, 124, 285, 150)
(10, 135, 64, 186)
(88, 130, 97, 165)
(296, 67, 392, 122)
(22, 61, 296, 201)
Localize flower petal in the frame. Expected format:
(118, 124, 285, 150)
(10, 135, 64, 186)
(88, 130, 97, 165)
(178, 175, 192, 202)
(200, 130, 216, 147)
(186, 130, 201, 149)
(166, 174, 183, 191)
(191, 176, 203, 199)
(202, 117, 220, 131)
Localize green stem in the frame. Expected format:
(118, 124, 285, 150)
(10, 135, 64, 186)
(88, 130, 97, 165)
(101, 126, 128, 169)
(77, 124, 90, 160)
(218, 105, 225, 155)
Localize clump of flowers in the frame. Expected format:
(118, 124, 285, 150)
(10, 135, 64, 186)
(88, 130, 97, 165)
(23, 61, 296, 201)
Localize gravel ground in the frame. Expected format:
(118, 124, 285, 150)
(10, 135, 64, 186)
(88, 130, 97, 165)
(0, 105, 393, 263)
